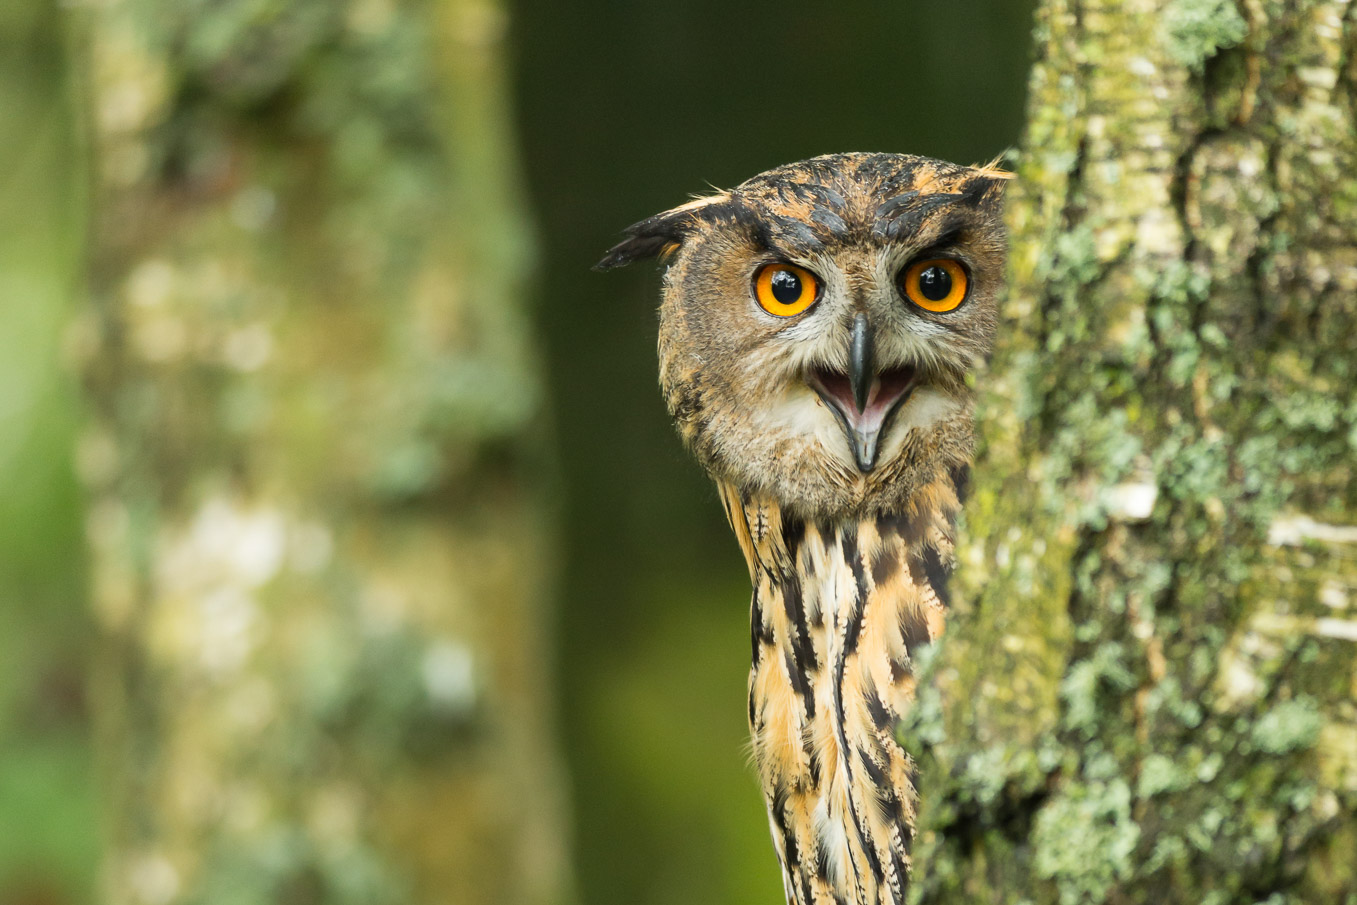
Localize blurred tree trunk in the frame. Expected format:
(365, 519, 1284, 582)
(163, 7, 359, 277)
(75, 1, 573, 904)
(0, 2, 96, 903)
(912, 1, 1357, 903)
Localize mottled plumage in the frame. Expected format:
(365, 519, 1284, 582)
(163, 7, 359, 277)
(599, 153, 1007, 905)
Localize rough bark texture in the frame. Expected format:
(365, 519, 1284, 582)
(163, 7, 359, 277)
(908, 1, 1357, 903)
(76, 1, 573, 903)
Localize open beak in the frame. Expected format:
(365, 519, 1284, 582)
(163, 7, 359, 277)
(806, 313, 917, 473)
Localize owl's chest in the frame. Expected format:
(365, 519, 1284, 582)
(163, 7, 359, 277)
(748, 522, 934, 905)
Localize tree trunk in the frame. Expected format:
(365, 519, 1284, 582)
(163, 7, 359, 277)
(76, 1, 573, 903)
(911, 1, 1357, 902)
(0, 2, 96, 903)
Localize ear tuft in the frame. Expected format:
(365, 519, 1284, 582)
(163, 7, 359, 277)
(594, 233, 676, 271)
(593, 193, 731, 271)
(956, 159, 1013, 213)
(973, 152, 1016, 181)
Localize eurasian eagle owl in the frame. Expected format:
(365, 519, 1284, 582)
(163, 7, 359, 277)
(598, 152, 1008, 905)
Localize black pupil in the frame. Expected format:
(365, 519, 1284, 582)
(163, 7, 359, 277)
(769, 269, 803, 304)
(918, 265, 952, 301)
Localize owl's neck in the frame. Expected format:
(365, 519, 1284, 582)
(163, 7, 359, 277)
(716, 466, 965, 905)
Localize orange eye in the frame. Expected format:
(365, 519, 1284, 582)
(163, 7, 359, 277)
(754, 263, 820, 317)
(899, 258, 969, 313)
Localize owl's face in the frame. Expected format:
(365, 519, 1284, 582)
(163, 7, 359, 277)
(599, 153, 1008, 520)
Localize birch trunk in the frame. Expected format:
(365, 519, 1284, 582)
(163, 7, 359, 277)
(76, 1, 573, 903)
(911, 1, 1357, 902)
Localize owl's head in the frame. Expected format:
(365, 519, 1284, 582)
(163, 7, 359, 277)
(598, 153, 1008, 520)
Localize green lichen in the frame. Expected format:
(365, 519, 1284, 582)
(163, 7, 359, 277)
(1032, 773, 1140, 905)
(1162, 0, 1249, 72)
(186, 827, 405, 905)
(1250, 697, 1323, 756)
(959, 745, 1017, 808)
(1059, 643, 1136, 738)
(1136, 753, 1189, 798)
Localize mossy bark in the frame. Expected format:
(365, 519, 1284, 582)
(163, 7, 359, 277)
(909, 1, 1357, 903)
(76, 1, 572, 903)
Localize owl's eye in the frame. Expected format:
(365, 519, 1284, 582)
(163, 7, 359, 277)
(754, 263, 820, 317)
(899, 258, 969, 313)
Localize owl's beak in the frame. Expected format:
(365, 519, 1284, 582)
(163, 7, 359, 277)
(850, 312, 875, 414)
(808, 314, 916, 473)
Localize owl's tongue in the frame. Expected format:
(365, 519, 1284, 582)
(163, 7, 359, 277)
(807, 365, 916, 474)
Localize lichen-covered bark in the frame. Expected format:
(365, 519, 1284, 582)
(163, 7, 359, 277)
(75, 1, 573, 903)
(907, 1, 1357, 902)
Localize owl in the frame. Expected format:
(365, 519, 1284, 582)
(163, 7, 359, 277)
(598, 153, 1008, 905)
